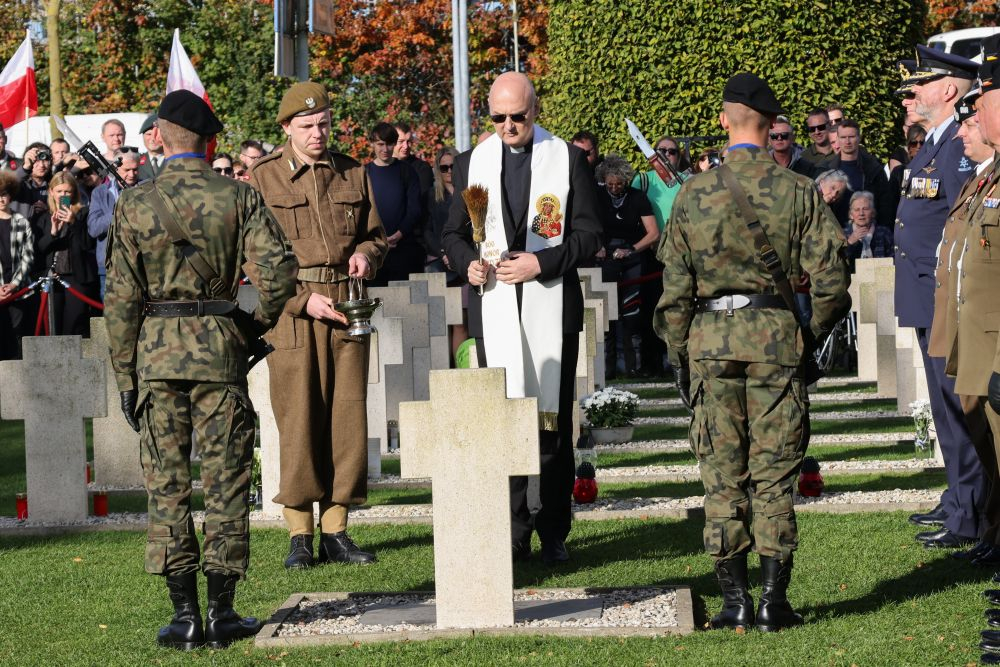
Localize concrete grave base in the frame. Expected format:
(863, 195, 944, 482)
(255, 586, 694, 646)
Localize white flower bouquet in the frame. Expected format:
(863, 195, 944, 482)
(909, 399, 933, 457)
(581, 387, 639, 428)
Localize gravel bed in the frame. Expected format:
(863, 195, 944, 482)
(638, 391, 888, 409)
(276, 588, 678, 636)
(595, 458, 937, 480)
(596, 432, 910, 452)
(635, 409, 902, 426)
(578, 488, 941, 513)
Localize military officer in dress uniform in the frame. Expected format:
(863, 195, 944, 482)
(105, 90, 298, 649)
(896, 45, 990, 549)
(137, 112, 165, 182)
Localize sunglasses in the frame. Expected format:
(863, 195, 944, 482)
(77, 168, 94, 178)
(234, 169, 247, 178)
(807, 123, 827, 133)
(119, 146, 140, 154)
(908, 139, 925, 148)
(828, 119, 843, 127)
(769, 132, 791, 140)
(656, 147, 679, 156)
(439, 164, 453, 172)
(213, 167, 234, 175)
(489, 112, 528, 124)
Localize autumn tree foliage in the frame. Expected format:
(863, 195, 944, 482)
(0, 0, 547, 160)
(925, 0, 999, 34)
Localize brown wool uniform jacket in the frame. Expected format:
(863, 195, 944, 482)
(249, 146, 388, 317)
(949, 154, 1000, 396)
(928, 163, 996, 360)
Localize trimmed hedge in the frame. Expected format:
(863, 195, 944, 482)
(541, 0, 926, 163)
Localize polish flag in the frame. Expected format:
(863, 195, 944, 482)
(0, 33, 38, 131)
(165, 29, 216, 157)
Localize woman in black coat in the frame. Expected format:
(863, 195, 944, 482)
(36, 171, 99, 336)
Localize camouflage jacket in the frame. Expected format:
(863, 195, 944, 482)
(654, 147, 851, 367)
(105, 158, 299, 392)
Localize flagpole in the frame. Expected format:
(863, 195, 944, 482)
(24, 30, 29, 147)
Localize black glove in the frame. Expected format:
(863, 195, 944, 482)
(120, 390, 141, 433)
(674, 361, 692, 411)
(989, 372, 1000, 416)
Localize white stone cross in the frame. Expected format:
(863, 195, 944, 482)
(368, 284, 431, 419)
(247, 359, 281, 518)
(389, 279, 450, 371)
(399, 368, 539, 629)
(82, 318, 142, 488)
(366, 309, 404, 469)
(0, 336, 104, 522)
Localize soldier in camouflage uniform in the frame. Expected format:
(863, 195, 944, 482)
(105, 91, 298, 650)
(655, 73, 851, 632)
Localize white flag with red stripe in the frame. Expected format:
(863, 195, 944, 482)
(165, 28, 216, 157)
(0, 33, 38, 130)
(166, 29, 210, 104)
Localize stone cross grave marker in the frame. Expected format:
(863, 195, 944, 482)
(850, 259, 879, 383)
(389, 279, 449, 372)
(580, 269, 618, 387)
(247, 359, 281, 518)
(409, 271, 463, 333)
(82, 317, 143, 488)
(399, 368, 539, 629)
(365, 309, 404, 464)
(0, 336, 104, 522)
(368, 284, 431, 420)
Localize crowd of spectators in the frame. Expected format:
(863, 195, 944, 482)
(0, 100, 912, 369)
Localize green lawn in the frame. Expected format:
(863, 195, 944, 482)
(0, 512, 987, 665)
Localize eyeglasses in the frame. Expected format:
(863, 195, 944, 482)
(77, 168, 94, 178)
(234, 169, 247, 178)
(807, 123, 827, 133)
(213, 167, 234, 175)
(828, 119, 843, 127)
(489, 112, 528, 124)
(119, 146, 140, 154)
(769, 132, 791, 141)
(656, 147, 679, 156)
(908, 139, 925, 147)
(439, 164, 453, 172)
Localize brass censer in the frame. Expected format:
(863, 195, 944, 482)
(334, 277, 382, 336)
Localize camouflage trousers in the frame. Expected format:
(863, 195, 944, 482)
(689, 358, 809, 563)
(138, 379, 256, 577)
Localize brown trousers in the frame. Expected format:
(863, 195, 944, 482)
(960, 394, 1000, 544)
(267, 283, 371, 508)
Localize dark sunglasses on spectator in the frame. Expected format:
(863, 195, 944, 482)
(77, 168, 94, 178)
(828, 119, 842, 127)
(439, 164, 453, 172)
(119, 146, 140, 154)
(908, 139, 925, 148)
(234, 169, 247, 178)
(657, 147, 679, 156)
(213, 166, 234, 175)
(807, 123, 827, 133)
(769, 132, 791, 140)
(489, 112, 528, 123)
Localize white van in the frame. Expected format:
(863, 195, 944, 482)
(928, 27, 1000, 60)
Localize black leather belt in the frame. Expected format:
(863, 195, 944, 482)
(144, 300, 238, 317)
(693, 294, 788, 316)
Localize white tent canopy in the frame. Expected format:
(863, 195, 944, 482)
(4, 112, 150, 158)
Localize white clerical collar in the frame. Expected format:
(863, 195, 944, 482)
(977, 155, 995, 176)
(508, 145, 527, 154)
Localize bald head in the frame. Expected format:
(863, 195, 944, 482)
(721, 102, 772, 132)
(488, 72, 539, 148)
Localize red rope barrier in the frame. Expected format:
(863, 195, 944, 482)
(34, 292, 48, 336)
(65, 285, 104, 310)
(617, 271, 663, 289)
(0, 285, 31, 308)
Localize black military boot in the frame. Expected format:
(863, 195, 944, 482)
(157, 573, 204, 650)
(204, 572, 262, 649)
(317, 531, 377, 564)
(710, 555, 755, 630)
(284, 534, 314, 569)
(756, 555, 804, 632)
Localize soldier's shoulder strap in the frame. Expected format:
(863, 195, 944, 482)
(718, 164, 814, 348)
(146, 185, 227, 299)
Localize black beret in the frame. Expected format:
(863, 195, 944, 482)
(722, 72, 784, 115)
(911, 44, 979, 83)
(157, 90, 223, 136)
(955, 87, 979, 123)
(139, 113, 158, 135)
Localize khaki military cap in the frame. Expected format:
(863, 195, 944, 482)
(276, 81, 330, 124)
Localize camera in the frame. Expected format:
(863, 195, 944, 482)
(36, 150, 51, 161)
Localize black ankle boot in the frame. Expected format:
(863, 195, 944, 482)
(317, 531, 377, 564)
(710, 556, 754, 630)
(284, 534, 314, 569)
(157, 573, 204, 650)
(204, 572, 262, 648)
(756, 555, 804, 632)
